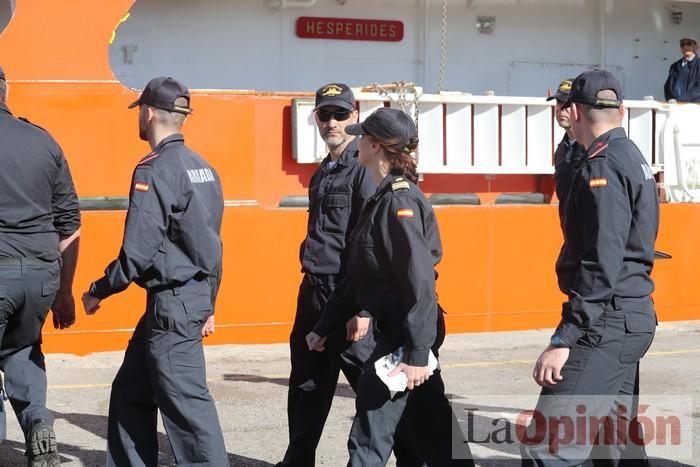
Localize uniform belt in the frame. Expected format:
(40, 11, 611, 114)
(0, 256, 49, 266)
(149, 277, 210, 295)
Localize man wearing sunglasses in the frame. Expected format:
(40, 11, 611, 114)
(664, 36, 700, 103)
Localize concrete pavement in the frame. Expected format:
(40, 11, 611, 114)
(1, 321, 699, 466)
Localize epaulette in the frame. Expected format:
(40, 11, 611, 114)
(392, 177, 410, 191)
(138, 150, 159, 166)
(18, 116, 47, 132)
(588, 142, 609, 160)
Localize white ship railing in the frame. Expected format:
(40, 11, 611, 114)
(291, 92, 700, 202)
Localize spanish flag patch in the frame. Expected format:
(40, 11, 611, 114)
(396, 208, 414, 218)
(134, 182, 149, 192)
(589, 178, 608, 188)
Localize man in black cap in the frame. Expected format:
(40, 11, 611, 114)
(0, 64, 81, 466)
(81, 76, 228, 466)
(664, 36, 700, 103)
(547, 79, 586, 223)
(277, 82, 386, 467)
(522, 70, 658, 466)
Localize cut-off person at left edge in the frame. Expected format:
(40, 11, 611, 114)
(81, 76, 229, 467)
(0, 64, 81, 467)
(307, 107, 475, 467)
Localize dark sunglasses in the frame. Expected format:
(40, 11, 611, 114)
(317, 109, 352, 122)
(681, 41, 695, 47)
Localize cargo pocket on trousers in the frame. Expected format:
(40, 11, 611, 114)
(182, 295, 213, 339)
(619, 314, 655, 364)
(38, 278, 60, 319)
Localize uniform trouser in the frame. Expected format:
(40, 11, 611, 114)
(283, 275, 425, 467)
(347, 330, 475, 467)
(521, 300, 656, 467)
(106, 281, 228, 467)
(0, 259, 60, 444)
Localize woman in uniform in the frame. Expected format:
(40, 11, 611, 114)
(306, 107, 474, 467)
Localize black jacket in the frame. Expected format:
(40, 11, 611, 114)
(300, 139, 376, 277)
(92, 134, 224, 302)
(554, 135, 587, 228)
(555, 128, 659, 346)
(664, 56, 700, 102)
(314, 174, 442, 366)
(0, 103, 80, 260)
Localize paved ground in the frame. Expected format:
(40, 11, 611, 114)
(2, 321, 699, 466)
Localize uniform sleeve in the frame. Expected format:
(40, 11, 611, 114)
(664, 64, 675, 101)
(349, 166, 376, 321)
(382, 196, 437, 366)
(91, 166, 170, 299)
(313, 275, 360, 337)
(687, 68, 700, 102)
(209, 259, 223, 308)
(555, 160, 631, 346)
(51, 147, 81, 237)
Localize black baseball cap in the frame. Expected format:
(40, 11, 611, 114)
(0, 65, 5, 81)
(565, 69, 623, 109)
(346, 107, 417, 146)
(546, 79, 573, 102)
(128, 76, 192, 114)
(314, 83, 355, 111)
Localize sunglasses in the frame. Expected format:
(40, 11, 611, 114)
(317, 109, 352, 122)
(681, 41, 695, 47)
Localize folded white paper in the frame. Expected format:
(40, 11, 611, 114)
(374, 347, 439, 397)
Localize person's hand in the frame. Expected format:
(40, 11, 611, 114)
(388, 363, 432, 390)
(51, 290, 76, 330)
(306, 332, 327, 352)
(81, 292, 101, 315)
(202, 315, 215, 338)
(533, 345, 570, 387)
(346, 316, 370, 342)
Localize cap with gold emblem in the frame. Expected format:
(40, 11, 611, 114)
(313, 83, 355, 111)
(546, 79, 574, 102)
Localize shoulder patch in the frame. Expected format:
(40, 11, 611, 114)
(589, 178, 608, 188)
(588, 143, 609, 160)
(396, 208, 414, 218)
(392, 180, 410, 191)
(138, 151, 159, 165)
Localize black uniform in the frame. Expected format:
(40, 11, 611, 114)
(522, 128, 659, 466)
(89, 134, 228, 467)
(0, 102, 80, 441)
(553, 135, 586, 224)
(663, 56, 700, 103)
(314, 174, 474, 467)
(282, 139, 383, 467)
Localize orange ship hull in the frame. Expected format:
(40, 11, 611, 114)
(1, 1, 698, 355)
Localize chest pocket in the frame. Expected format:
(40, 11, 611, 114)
(321, 192, 351, 234)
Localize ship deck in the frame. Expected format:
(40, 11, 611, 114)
(1, 322, 699, 466)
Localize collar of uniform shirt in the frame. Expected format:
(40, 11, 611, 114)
(587, 127, 625, 154)
(326, 137, 358, 169)
(154, 132, 185, 151)
(372, 173, 402, 199)
(0, 102, 11, 115)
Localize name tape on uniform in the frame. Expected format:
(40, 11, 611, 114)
(186, 168, 215, 184)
